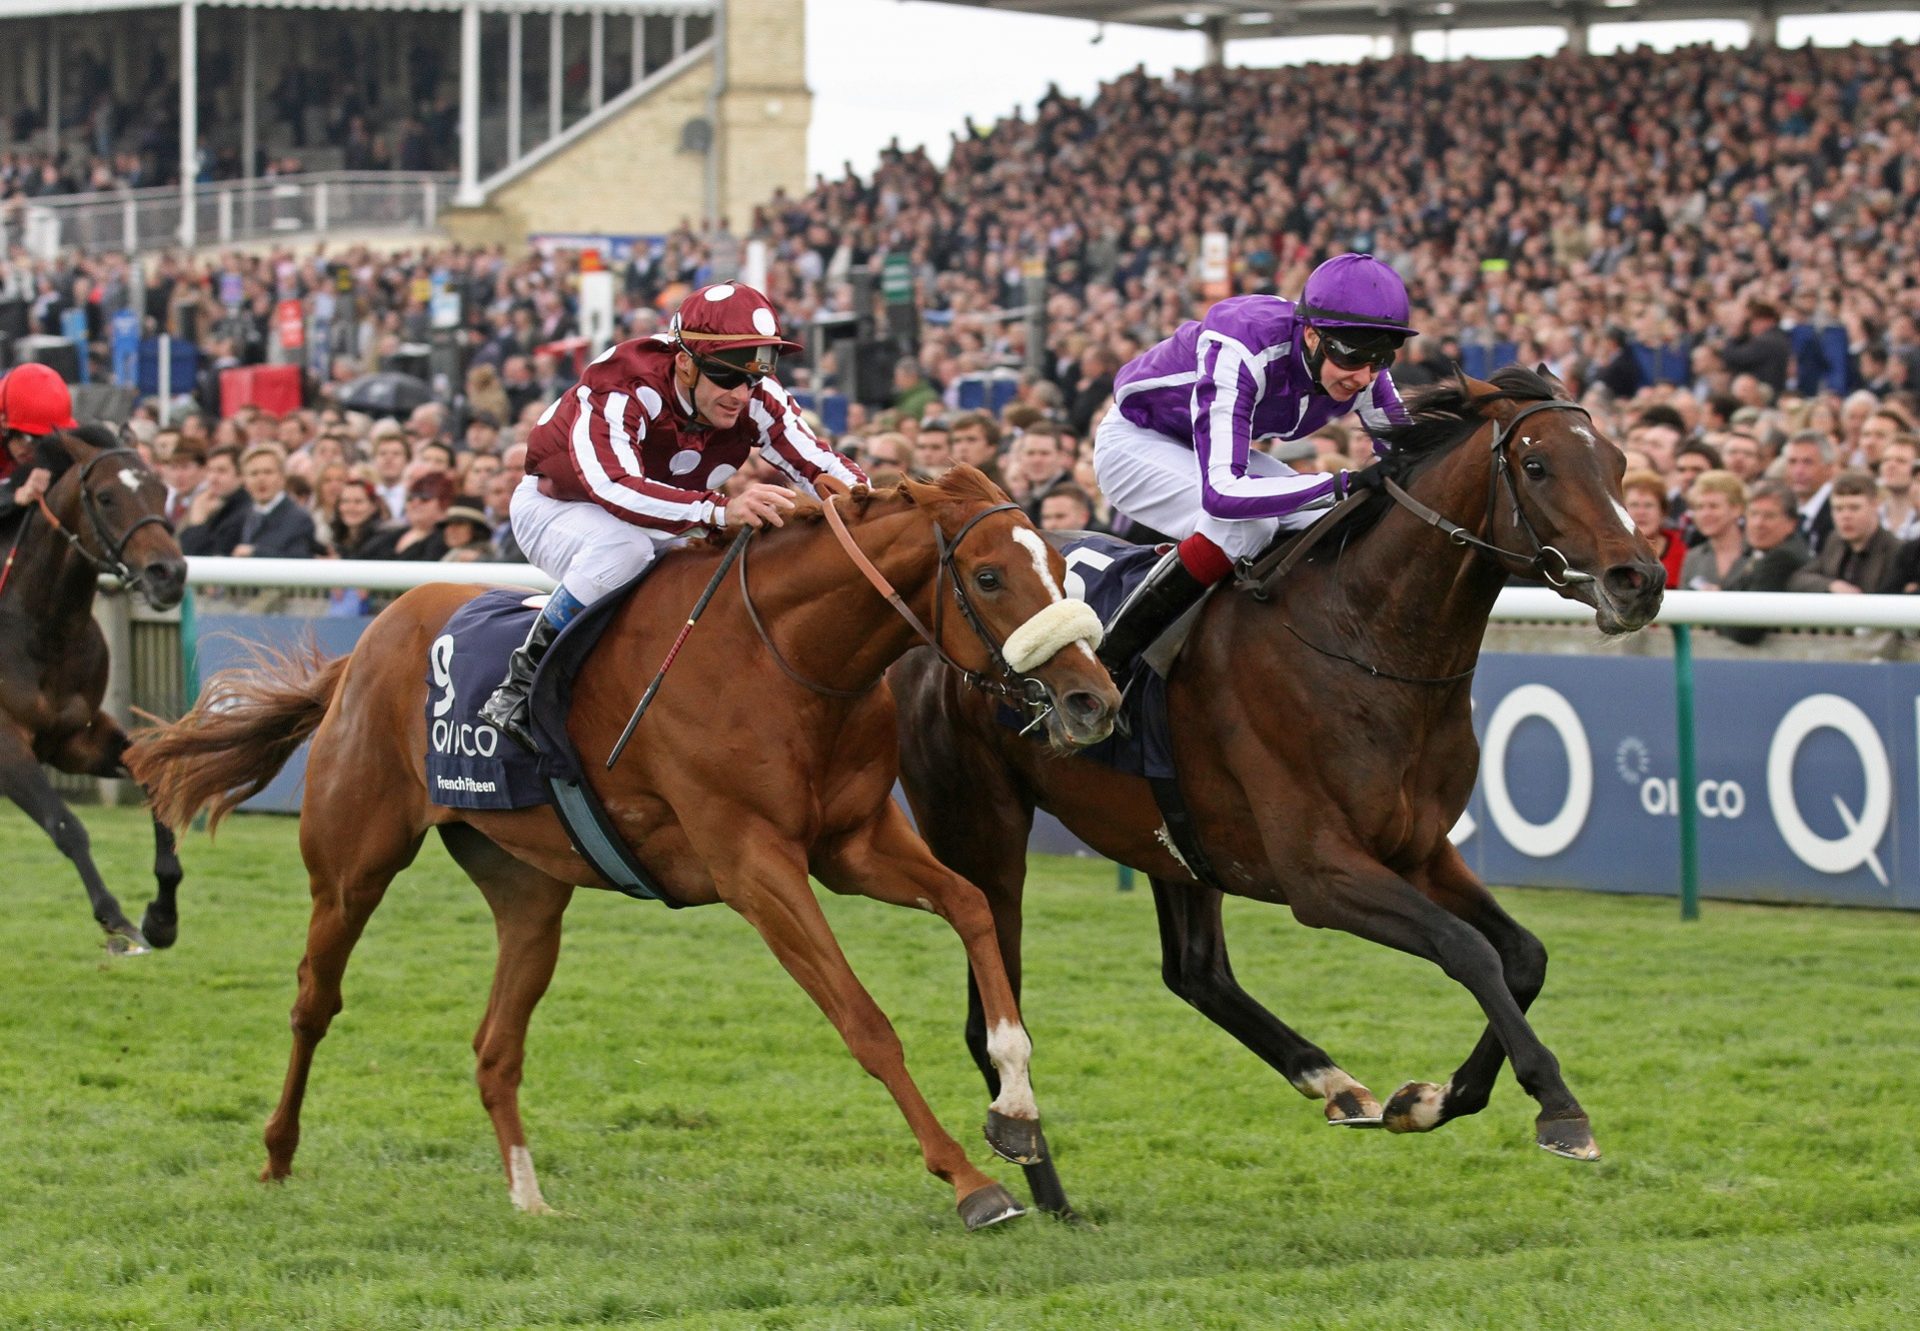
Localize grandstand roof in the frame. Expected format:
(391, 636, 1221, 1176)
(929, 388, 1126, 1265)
(0, 0, 710, 17)
(918, 0, 1905, 41)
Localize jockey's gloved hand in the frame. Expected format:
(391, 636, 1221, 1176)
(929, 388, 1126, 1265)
(1338, 462, 1388, 499)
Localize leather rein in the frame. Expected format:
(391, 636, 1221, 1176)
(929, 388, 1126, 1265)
(739, 496, 1051, 715)
(9, 447, 174, 600)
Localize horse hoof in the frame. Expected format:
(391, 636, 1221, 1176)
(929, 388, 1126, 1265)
(1382, 1081, 1450, 1133)
(1324, 1087, 1385, 1128)
(1537, 1115, 1601, 1161)
(140, 906, 178, 950)
(259, 1164, 290, 1184)
(984, 1110, 1046, 1166)
(104, 930, 151, 957)
(958, 1183, 1026, 1231)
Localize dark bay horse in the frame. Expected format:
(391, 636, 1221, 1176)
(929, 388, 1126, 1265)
(128, 466, 1119, 1229)
(892, 369, 1665, 1214)
(1, 423, 187, 953)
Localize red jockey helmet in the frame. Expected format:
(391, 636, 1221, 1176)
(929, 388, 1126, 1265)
(669, 282, 802, 375)
(0, 363, 78, 437)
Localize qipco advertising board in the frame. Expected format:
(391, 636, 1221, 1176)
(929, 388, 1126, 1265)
(1455, 654, 1920, 909)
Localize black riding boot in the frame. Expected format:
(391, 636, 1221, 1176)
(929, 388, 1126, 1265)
(1096, 547, 1210, 675)
(478, 614, 563, 752)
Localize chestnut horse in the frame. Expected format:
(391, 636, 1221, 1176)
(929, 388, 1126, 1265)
(129, 466, 1119, 1229)
(1, 423, 187, 953)
(892, 369, 1665, 1215)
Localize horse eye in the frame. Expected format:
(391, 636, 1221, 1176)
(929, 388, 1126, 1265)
(1523, 457, 1547, 480)
(974, 567, 1002, 592)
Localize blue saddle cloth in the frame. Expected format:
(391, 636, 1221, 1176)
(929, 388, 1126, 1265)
(425, 591, 553, 810)
(995, 532, 1178, 780)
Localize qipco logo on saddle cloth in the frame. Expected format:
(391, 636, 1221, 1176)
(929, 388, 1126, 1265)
(430, 634, 501, 759)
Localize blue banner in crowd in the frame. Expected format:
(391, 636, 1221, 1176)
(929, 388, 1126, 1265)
(110, 309, 141, 387)
(198, 609, 1920, 909)
(1453, 654, 1920, 910)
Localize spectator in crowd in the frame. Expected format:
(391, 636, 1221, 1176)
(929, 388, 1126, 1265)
(368, 423, 411, 520)
(1807, 471, 1903, 595)
(363, 470, 453, 561)
(1671, 442, 1724, 511)
(1037, 482, 1097, 534)
(1622, 469, 1685, 590)
(327, 476, 397, 560)
(1720, 431, 1766, 486)
(1009, 423, 1073, 518)
(1782, 432, 1838, 556)
(1679, 471, 1749, 592)
(948, 411, 1009, 495)
(913, 418, 955, 477)
(1879, 436, 1920, 542)
(1856, 406, 1914, 469)
(891, 358, 938, 420)
(226, 443, 317, 559)
(1720, 481, 1824, 643)
(160, 445, 207, 530)
(438, 496, 497, 563)
(1589, 326, 1643, 402)
(1719, 301, 1792, 397)
(176, 445, 245, 556)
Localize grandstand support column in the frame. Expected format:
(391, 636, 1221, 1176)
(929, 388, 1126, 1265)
(508, 13, 523, 163)
(457, 1, 482, 206)
(44, 21, 59, 156)
(1390, 13, 1413, 58)
(1203, 16, 1227, 67)
(1566, 4, 1592, 56)
(242, 10, 256, 218)
(549, 11, 563, 141)
(1751, 0, 1779, 46)
(180, 0, 198, 250)
(716, 1, 811, 225)
(706, 0, 728, 227)
(591, 11, 605, 113)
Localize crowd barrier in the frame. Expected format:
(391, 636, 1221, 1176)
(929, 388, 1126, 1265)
(88, 559, 1920, 912)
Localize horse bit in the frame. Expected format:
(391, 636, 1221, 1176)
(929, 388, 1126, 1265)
(741, 498, 1058, 726)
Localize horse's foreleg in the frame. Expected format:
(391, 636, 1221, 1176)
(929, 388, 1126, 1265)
(439, 824, 574, 1215)
(1150, 878, 1382, 1127)
(70, 715, 183, 951)
(0, 726, 147, 952)
(1406, 843, 1549, 1127)
(720, 833, 1023, 1231)
(818, 802, 1048, 1171)
(1282, 846, 1596, 1161)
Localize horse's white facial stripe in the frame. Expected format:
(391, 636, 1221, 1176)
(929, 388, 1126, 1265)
(1010, 527, 1063, 603)
(119, 468, 142, 492)
(1612, 498, 1636, 534)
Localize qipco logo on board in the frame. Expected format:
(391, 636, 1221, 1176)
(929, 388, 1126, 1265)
(1766, 694, 1890, 885)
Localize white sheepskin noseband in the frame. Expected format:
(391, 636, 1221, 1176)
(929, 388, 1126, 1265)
(1002, 599, 1104, 673)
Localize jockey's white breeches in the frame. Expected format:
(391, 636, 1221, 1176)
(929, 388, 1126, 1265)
(1093, 413, 1322, 561)
(509, 475, 691, 606)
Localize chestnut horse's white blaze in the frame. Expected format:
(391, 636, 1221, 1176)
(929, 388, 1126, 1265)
(985, 1020, 1038, 1121)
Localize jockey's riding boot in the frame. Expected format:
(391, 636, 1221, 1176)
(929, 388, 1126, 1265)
(1096, 545, 1212, 677)
(480, 586, 587, 752)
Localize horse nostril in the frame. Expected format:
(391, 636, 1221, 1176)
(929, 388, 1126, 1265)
(1604, 565, 1649, 598)
(1063, 690, 1109, 724)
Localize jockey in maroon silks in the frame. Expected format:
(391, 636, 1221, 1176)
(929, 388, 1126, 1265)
(479, 281, 867, 749)
(1091, 253, 1418, 669)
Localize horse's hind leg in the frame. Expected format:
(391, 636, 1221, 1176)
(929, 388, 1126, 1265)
(1150, 878, 1383, 1127)
(64, 713, 182, 950)
(261, 802, 424, 1182)
(0, 726, 147, 952)
(722, 829, 1023, 1230)
(438, 824, 574, 1215)
(1395, 843, 1550, 1132)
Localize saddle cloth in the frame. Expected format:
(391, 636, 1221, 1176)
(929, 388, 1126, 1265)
(425, 576, 682, 906)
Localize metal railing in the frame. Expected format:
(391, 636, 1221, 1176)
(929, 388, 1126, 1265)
(14, 173, 460, 257)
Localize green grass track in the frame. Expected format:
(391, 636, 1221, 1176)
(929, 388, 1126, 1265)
(2, 807, 1917, 1329)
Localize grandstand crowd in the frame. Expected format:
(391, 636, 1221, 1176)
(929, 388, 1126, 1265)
(6, 38, 1920, 626)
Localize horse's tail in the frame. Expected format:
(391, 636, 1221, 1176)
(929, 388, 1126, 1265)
(126, 639, 348, 833)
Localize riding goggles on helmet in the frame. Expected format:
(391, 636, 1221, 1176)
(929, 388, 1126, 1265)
(691, 345, 776, 391)
(1316, 328, 1402, 372)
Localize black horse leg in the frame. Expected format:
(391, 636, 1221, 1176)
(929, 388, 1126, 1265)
(1150, 878, 1383, 1126)
(1284, 850, 1595, 1160)
(140, 813, 183, 949)
(1413, 846, 1547, 1125)
(0, 733, 148, 952)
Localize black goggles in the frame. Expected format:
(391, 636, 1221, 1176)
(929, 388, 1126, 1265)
(1317, 330, 1400, 372)
(692, 349, 773, 391)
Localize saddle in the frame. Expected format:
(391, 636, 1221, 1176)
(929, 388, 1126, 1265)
(427, 574, 683, 906)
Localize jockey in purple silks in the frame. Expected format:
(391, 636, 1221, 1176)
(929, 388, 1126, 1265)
(1092, 253, 1418, 670)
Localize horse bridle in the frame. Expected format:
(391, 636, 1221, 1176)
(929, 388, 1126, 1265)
(36, 447, 175, 596)
(740, 497, 1053, 715)
(1381, 398, 1598, 588)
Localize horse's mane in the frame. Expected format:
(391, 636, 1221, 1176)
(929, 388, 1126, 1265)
(695, 464, 1008, 548)
(63, 422, 125, 452)
(1310, 364, 1569, 553)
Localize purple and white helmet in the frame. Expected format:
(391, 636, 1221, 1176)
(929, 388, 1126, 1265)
(1297, 254, 1415, 337)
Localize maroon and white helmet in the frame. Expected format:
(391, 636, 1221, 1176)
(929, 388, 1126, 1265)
(670, 283, 802, 375)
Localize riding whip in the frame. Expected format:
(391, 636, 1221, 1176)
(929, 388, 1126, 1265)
(606, 526, 754, 770)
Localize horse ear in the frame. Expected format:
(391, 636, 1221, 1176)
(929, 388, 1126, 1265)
(1535, 363, 1572, 399)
